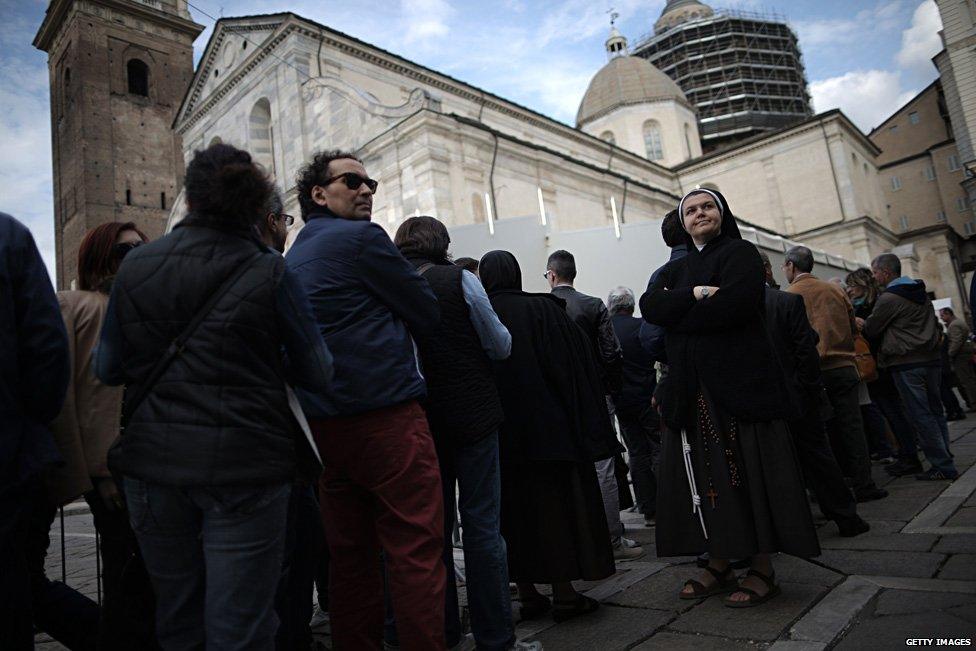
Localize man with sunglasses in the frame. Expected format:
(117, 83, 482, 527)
(286, 150, 446, 651)
(258, 187, 294, 254)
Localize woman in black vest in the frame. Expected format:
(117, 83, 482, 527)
(640, 188, 819, 608)
(478, 250, 618, 624)
(94, 144, 334, 649)
(393, 216, 515, 650)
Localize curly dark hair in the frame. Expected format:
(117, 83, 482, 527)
(394, 216, 452, 262)
(184, 143, 272, 230)
(295, 149, 362, 218)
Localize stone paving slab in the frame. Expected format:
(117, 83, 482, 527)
(816, 549, 945, 578)
(526, 604, 671, 650)
(668, 582, 827, 642)
(769, 555, 843, 588)
(854, 496, 934, 522)
(834, 608, 975, 650)
(946, 507, 976, 527)
(934, 534, 976, 554)
(631, 630, 766, 650)
(605, 564, 709, 612)
(818, 523, 937, 552)
(938, 554, 976, 580)
(875, 589, 976, 615)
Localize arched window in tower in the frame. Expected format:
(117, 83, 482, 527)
(643, 120, 664, 161)
(127, 59, 149, 96)
(249, 99, 274, 176)
(599, 131, 616, 145)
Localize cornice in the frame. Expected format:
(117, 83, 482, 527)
(34, 0, 203, 52)
(174, 13, 675, 177)
(791, 214, 899, 243)
(175, 19, 291, 132)
(576, 96, 696, 129)
(676, 110, 879, 172)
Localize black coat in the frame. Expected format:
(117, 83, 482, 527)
(639, 193, 791, 429)
(611, 314, 656, 412)
(0, 213, 68, 490)
(551, 285, 623, 393)
(764, 287, 822, 418)
(480, 251, 622, 463)
(105, 222, 317, 486)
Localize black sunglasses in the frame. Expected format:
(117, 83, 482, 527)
(323, 172, 379, 193)
(113, 241, 143, 261)
(279, 213, 295, 227)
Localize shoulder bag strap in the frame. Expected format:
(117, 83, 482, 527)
(122, 250, 262, 424)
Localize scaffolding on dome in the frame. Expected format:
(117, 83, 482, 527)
(633, 7, 812, 153)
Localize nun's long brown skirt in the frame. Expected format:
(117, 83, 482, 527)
(501, 459, 616, 584)
(656, 390, 822, 560)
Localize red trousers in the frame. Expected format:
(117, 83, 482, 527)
(310, 401, 446, 651)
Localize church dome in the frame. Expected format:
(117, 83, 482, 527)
(654, 0, 714, 34)
(576, 56, 689, 127)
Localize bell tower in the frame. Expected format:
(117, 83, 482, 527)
(34, 0, 203, 288)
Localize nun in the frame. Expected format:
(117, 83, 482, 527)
(478, 250, 619, 623)
(640, 188, 820, 607)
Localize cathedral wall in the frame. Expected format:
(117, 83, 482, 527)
(677, 117, 887, 240)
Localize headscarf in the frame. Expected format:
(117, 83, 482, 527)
(676, 188, 742, 248)
(479, 250, 522, 294)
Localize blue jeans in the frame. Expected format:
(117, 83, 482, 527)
(870, 381, 918, 460)
(891, 367, 957, 475)
(386, 432, 513, 650)
(124, 478, 291, 650)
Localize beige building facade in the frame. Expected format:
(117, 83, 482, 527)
(166, 14, 886, 281)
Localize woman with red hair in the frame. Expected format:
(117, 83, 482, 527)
(27, 221, 156, 649)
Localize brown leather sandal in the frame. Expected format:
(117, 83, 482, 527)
(724, 568, 781, 608)
(680, 564, 737, 600)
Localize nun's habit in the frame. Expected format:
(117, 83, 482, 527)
(479, 250, 617, 583)
(640, 190, 821, 560)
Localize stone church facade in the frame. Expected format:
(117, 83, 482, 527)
(34, 1, 970, 311)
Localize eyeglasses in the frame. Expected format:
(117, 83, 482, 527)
(113, 241, 143, 261)
(542, 270, 551, 279)
(323, 172, 379, 193)
(279, 213, 295, 227)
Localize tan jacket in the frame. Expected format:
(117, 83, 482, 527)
(44, 290, 123, 506)
(787, 274, 857, 370)
(947, 319, 974, 359)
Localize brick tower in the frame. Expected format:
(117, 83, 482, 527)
(34, 0, 203, 288)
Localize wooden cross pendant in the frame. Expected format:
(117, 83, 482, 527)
(706, 488, 718, 509)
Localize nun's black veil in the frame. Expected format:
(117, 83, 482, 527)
(678, 188, 743, 247)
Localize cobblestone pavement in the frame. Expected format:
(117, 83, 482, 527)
(36, 418, 976, 650)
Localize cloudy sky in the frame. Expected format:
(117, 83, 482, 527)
(0, 0, 944, 279)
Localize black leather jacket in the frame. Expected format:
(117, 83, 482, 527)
(551, 285, 623, 393)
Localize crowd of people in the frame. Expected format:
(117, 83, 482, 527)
(1, 141, 971, 650)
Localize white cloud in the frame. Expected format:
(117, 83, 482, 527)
(795, 1, 904, 46)
(896, 0, 942, 73)
(400, 0, 454, 45)
(810, 69, 916, 131)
